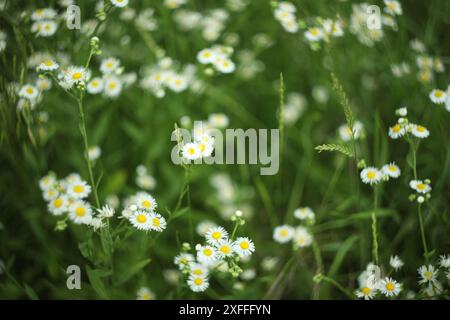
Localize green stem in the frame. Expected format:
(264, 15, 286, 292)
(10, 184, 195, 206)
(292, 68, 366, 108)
(417, 204, 429, 263)
(371, 186, 379, 266)
(320, 275, 354, 299)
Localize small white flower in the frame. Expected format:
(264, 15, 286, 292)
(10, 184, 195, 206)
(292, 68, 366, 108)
(31, 8, 57, 21)
(360, 167, 382, 185)
(418, 265, 439, 285)
(208, 113, 229, 128)
(174, 253, 195, 270)
(389, 255, 404, 271)
(439, 255, 450, 268)
(97, 204, 115, 218)
(130, 210, 152, 230)
(33, 20, 58, 37)
(36, 77, 52, 91)
(233, 237, 255, 256)
(87, 77, 104, 94)
(100, 57, 120, 74)
(411, 124, 430, 138)
(187, 274, 209, 292)
(273, 225, 294, 243)
(135, 192, 157, 211)
(189, 263, 209, 278)
(65, 66, 88, 86)
(215, 239, 234, 259)
(294, 207, 315, 220)
(111, 0, 129, 8)
(136, 287, 155, 300)
(104, 76, 123, 98)
(42, 187, 59, 201)
(379, 277, 402, 297)
(384, 0, 402, 16)
(181, 142, 202, 160)
(305, 27, 324, 42)
(148, 212, 167, 232)
(338, 121, 363, 141)
(19, 84, 39, 100)
(197, 49, 217, 64)
(355, 286, 376, 300)
(293, 226, 313, 248)
(196, 220, 218, 237)
(388, 123, 406, 139)
(396, 107, 407, 117)
(409, 180, 432, 194)
(48, 195, 69, 216)
(88, 145, 101, 161)
(39, 173, 57, 190)
(429, 89, 447, 104)
(206, 226, 229, 245)
(167, 74, 188, 92)
(37, 59, 59, 72)
(89, 217, 104, 231)
(214, 57, 236, 74)
(382, 162, 401, 178)
(197, 245, 218, 264)
(67, 180, 92, 199)
(69, 200, 93, 224)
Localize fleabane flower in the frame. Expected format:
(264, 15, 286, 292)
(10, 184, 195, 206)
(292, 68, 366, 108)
(384, 0, 402, 16)
(360, 167, 382, 185)
(294, 207, 315, 221)
(233, 237, 255, 256)
(338, 121, 363, 141)
(32, 20, 58, 37)
(19, 84, 39, 100)
(355, 286, 376, 300)
(31, 8, 57, 21)
(111, 0, 129, 7)
(65, 66, 88, 87)
(87, 77, 104, 94)
(148, 212, 167, 232)
(273, 225, 294, 243)
(67, 180, 92, 199)
(197, 245, 217, 264)
(213, 57, 236, 74)
(388, 123, 406, 139)
(293, 226, 313, 248)
(37, 59, 59, 72)
(174, 253, 195, 270)
(382, 162, 401, 179)
(130, 210, 152, 230)
(379, 277, 402, 297)
(104, 76, 123, 98)
(439, 255, 450, 268)
(429, 89, 447, 104)
(69, 200, 93, 224)
(215, 239, 234, 259)
(136, 287, 155, 300)
(97, 204, 115, 218)
(418, 265, 439, 285)
(410, 124, 430, 139)
(409, 179, 432, 194)
(206, 226, 229, 245)
(181, 142, 202, 160)
(305, 27, 324, 42)
(187, 274, 209, 292)
(189, 263, 209, 278)
(39, 173, 57, 190)
(389, 255, 404, 271)
(100, 57, 120, 74)
(135, 192, 157, 211)
(48, 195, 69, 216)
(197, 49, 217, 64)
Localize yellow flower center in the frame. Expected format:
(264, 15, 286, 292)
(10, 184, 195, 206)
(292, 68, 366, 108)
(54, 198, 63, 208)
(386, 282, 395, 291)
(193, 269, 203, 275)
(416, 183, 426, 190)
(417, 126, 426, 133)
(137, 214, 147, 223)
(74, 185, 84, 193)
(72, 72, 82, 80)
(108, 82, 117, 89)
(203, 51, 211, 58)
(220, 245, 230, 254)
(203, 248, 212, 256)
(240, 241, 249, 250)
(362, 287, 371, 295)
(106, 62, 113, 68)
(91, 81, 99, 87)
(188, 148, 196, 155)
(142, 200, 152, 208)
(424, 271, 433, 280)
(392, 124, 401, 133)
(44, 60, 54, 66)
(367, 171, 376, 179)
(75, 207, 86, 217)
(194, 278, 203, 285)
(389, 165, 397, 172)
(435, 91, 443, 98)
(212, 231, 221, 239)
(152, 218, 160, 227)
(280, 229, 288, 237)
(26, 87, 34, 94)
(311, 28, 319, 36)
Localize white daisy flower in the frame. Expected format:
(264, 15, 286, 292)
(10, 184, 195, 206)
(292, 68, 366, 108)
(208, 113, 229, 128)
(89, 217, 104, 231)
(96, 204, 115, 218)
(135, 192, 157, 211)
(103, 76, 123, 98)
(42, 187, 59, 201)
(274, 9, 295, 23)
(189, 263, 209, 277)
(360, 167, 382, 185)
(174, 253, 195, 270)
(136, 287, 155, 300)
(389, 255, 404, 271)
(33, 20, 58, 37)
(111, 0, 129, 7)
(409, 180, 432, 194)
(388, 123, 406, 139)
(67, 180, 92, 199)
(233, 237, 255, 256)
(197, 49, 217, 64)
(214, 57, 236, 74)
(273, 225, 294, 243)
(31, 8, 57, 21)
(187, 274, 209, 292)
(293, 226, 313, 248)
(87, 77, 104, 94)
(197, 141, 214, 157)
(37, 59, 59, 72)
(69, 200, 93, 224)
(439, 255, 450, 268)
(382, 162, 401, 178)
(36, 77, 52, 91)
(167, 74, 188, 92)
(384, 0, 402, 16)
(206, 226, 229, 245)
(429, 89, 447, 104)
(65, 66, 88, 86)
(181, 142, 202, 160)
(379, 277, 402, 297)
(215, 239, 235, 259)
(281, 19, 299, 33)
(418, 265, 439, 285)
(19, 84, 39, 100)
(338, 121, 363, 141)
(278, 2, 296, 13)
(65, 173, 82, 184)
(355, 286, 376, 300)
(39, 173, 57, 190)
(48, 195, 69, 216)
(100, 57, 120, 74)
(130, 210, 152, 231)
(149, 212, 167, 232)
(305, 27, 324, 42)
(197, 245, 218, 264)
(294, 207, 315, 220)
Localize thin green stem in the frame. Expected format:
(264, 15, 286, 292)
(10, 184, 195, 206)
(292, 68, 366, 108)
(417, 204, 429, 263)
(320, 275, 354, 299)
(371, 186, 379, 266)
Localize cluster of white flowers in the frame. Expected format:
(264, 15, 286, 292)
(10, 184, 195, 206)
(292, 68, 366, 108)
(236, 50, 265, 80)
(414, 45, 445, 84)
(18, 83, 42, 110)
(409, 179, 432, 204)
(282, 93, 308, 125)
(121, 191, 166, 232)
(140, 57, 199, 98)
(350, 1, 400, 47)
(174, 214, 255, 292)
(273, 2, 299, 33)
(360, 161, 401, 185)
(273, 208, 314, 248)
(304, 18, 344, 48)
(338, 120, 364, 142)
(39, 172, 114, 230)
(174, 9, 229, 42)
(31, 8, 58, 37)
(197, 45, 236, 74)
(417, 255, 449, 297)
(356, 263, 402, 299)
(135, 165, 156, 190)
(388, 107, 430, 140)
(390, 62, 411, 78)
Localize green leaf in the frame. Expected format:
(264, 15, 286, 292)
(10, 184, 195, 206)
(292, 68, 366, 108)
(24, 284, 39, 300)
(100, 227, 114, 259)
(86, 266, 110, 299)
(327, 235, 359, 278)
(114, 258, 151, 286)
